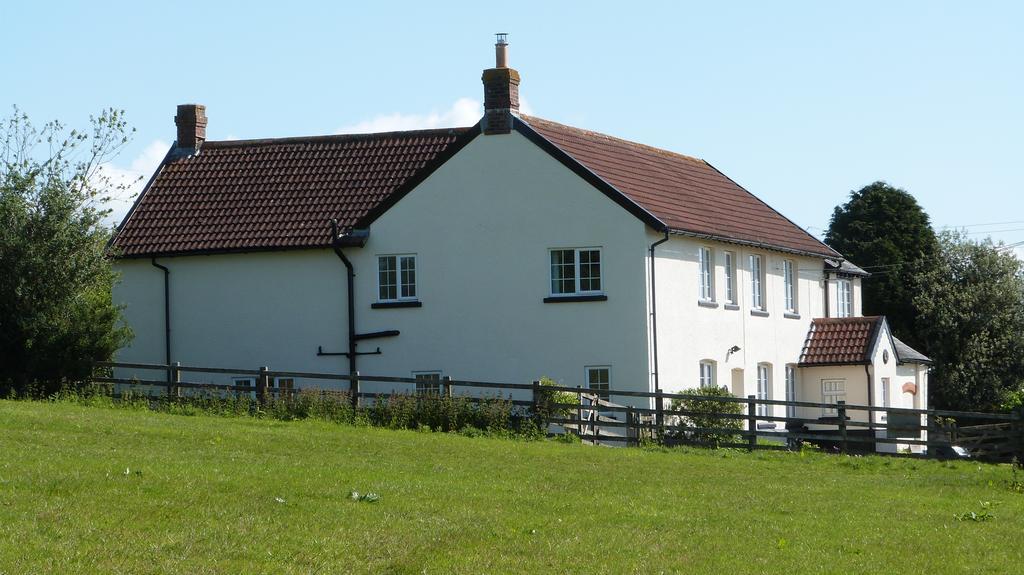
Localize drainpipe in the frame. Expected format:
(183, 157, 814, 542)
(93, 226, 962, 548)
(823, 271, 831, 318)
(331, 220, 358, 380)
(649, 229, 670, 393)
(865, 363, 874, 422)
(150, 258, 171, 365)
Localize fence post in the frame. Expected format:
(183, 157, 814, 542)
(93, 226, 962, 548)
(576, 385, 583, 439)
(351, 371, 360, 410)
(655, 388, 665, 443)
(443, 375, 452, 399)
(837, 400, 848, 454)
(622, 405, 630, 446)
(747, 394, 757, 450)
(168, 361, 181, 399)
(532, 379, 541, 419)
(257, 366, 269, 406)
(1014, 405, 1024, 464)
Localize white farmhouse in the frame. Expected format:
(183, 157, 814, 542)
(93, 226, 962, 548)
(111, 38, 930, 446)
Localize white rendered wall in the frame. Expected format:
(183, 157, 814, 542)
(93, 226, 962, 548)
(114, 129, 653, 401)
(650, 233, 826, 418)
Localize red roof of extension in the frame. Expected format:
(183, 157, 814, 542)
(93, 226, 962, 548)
(111, 128, 469, 257)
(799, 316, 886, 366)
(519, 116, 839, 258)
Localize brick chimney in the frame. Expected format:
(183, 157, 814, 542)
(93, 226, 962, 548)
(174, 104, 207, 151)
(482, 33, 519, 135)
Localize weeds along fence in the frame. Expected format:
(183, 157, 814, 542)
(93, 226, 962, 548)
(93, 361, 1024, 461)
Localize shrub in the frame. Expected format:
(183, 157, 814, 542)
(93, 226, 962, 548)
(533, 376, 578, 424)
(669, 387, 744, 447)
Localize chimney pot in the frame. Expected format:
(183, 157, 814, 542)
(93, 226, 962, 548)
(482, 34, 519, 135)
(174, 104, 207, 151)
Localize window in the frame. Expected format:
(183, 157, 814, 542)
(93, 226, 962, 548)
(783, 259, 797, 313)
(699, 361, 716, 389)
(756, 364, 770, 417)
(880, 377, 890, 421)
(837, 279, 852, 318)
(785, 366, 796, 418)
(698, 247, 714, 301)
(822, 379, 846, 416)
(724, 251, 737, 305)
(275, 377, 295, 398)
(750, 254, 764, 311)
(378, 255, 417, 302)
(586, 366, 611, 401)
(414, 371, 442, 396)
(550, 248, 602, 296)
(233, 377, 255, 399)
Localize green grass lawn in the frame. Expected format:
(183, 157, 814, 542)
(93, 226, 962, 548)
(1, 401, 1022, 574)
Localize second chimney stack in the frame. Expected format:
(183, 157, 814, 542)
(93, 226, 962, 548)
(482, 34, 519, 135)
(175, 104, 207, 151)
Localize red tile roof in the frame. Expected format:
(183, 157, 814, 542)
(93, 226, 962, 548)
(111, 128, 468, 257)
(113, 115, 840, 259)
(520, 116, 839, 258)
(799, 317, 885, 366)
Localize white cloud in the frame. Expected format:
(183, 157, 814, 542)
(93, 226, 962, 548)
(337, 95, 536, 134)
(97, 140, 169, 227)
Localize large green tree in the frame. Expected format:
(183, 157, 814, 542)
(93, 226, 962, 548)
(913, 231, 1024, 411)
(0, 108, 134, 394)
(824, 181, 938, 350)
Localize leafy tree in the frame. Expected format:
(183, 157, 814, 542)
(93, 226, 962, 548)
(914, 231, 1024, 411)
(825, 181, 938, 351)
(0, 107, 134, 394)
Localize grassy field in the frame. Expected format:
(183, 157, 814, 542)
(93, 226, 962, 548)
(1, 400, 1022, 574)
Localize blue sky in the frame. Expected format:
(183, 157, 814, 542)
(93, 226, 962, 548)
(4, 1, 1022, 258)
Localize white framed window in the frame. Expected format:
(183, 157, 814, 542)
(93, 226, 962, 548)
(750, 254, 765, 311)
(698, 246, 714, 302)
(586, 366, 611, 401)
(550, 248, 602, 296)
(880, 377, 890, 421)
(724, 251, 737, 305)
(699, 360, 716, 389)
(378, 254, 417, 302)
(756, 363, 771, 417)
(785, 366, 796, 418)
(822, 379, 846, 416)
(783, 259, 797, 313)
(234, 377, 256, 399)
(413, 371, 442, 396)
(837, 279, 852, 318)
(275, 377, 295, 397)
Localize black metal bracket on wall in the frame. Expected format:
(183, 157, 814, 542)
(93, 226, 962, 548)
(317, 329, 400, 357)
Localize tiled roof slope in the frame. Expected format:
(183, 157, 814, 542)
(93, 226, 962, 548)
(893, 336, 931, 364)
(112, 128, 468, 257)
(799, 316, 884, 366)
(520, 116, 840, 258)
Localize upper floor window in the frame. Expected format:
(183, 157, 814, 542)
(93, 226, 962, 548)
(550, 248, 602, 296)
(699, 360, 716, 389)
(698, 247, 714, 302)
(724, 251, 737, 305)
(837, 279, 852, 318)
(750, 254, 765, 311)
(783, 259, 797, 313)
(378, 254, 417, 302)
(586, 366, 611, 401)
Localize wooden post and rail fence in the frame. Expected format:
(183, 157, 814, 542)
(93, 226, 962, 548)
(91, 361, 1024, 461)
